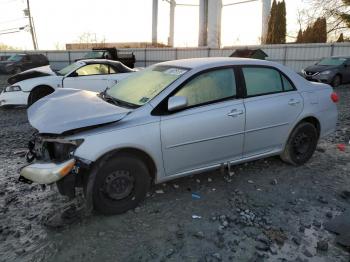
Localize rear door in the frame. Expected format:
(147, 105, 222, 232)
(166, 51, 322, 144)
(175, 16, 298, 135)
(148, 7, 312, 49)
(160, 67, 245, 176)
(63, 63, 110, 92)
(241, 66, 303, 157)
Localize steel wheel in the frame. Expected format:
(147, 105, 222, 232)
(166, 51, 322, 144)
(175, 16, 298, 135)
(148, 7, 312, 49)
(101, 170, 135, 200)
(90, 153, 151, 215)
(281, 122, 318, 165)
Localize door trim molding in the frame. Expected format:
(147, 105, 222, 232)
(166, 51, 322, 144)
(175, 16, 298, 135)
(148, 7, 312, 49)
(245, 122, 289, 134)
(166, 130, 245, 149)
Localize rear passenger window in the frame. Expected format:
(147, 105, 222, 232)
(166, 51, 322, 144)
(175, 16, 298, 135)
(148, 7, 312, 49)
(243, 67, 283, 96)
(282, 75, 294, 91)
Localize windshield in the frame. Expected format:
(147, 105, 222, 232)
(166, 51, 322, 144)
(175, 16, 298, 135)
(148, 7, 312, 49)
(57, 62, 85, 76)
(83, 51, 105, 59)
(7, 54, 23, 62)
(318, 58, 346, 66)
(106, 65, 188, 106)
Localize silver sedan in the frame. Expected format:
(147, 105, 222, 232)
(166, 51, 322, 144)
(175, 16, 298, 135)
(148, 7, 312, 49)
(20, 58, 338, 215)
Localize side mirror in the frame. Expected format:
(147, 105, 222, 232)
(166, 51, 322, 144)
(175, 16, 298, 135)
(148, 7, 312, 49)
(168, 96, 188, 112)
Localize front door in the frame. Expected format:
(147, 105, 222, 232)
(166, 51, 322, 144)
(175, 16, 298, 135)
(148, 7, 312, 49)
(241, 66, 303, 157)
(160, 68, 245, 176)
(63, 63, 110, 92)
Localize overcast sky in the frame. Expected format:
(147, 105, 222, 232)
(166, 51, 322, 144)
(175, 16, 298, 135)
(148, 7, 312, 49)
(0, 0, 305, 50)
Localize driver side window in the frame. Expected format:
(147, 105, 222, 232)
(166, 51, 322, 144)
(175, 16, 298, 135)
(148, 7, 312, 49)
(75, 64, 109, 76)
(174, 68, 236, 108)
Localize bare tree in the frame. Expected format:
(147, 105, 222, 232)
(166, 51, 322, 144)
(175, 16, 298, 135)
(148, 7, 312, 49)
(0, 43, 18, 50)
(303, 0, 350, 35)
(75, 32, 107, 49)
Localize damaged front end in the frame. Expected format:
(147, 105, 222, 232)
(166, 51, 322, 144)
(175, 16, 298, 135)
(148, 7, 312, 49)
(19, 134, 90, 198)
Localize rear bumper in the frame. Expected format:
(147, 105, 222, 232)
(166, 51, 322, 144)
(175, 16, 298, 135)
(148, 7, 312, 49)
(19, 159, 75, 184)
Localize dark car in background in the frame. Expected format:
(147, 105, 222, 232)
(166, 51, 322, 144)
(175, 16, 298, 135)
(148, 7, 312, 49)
(301, 56, 350, 87)
(0, 54, 49, 75)
(77, 48, 136, 68)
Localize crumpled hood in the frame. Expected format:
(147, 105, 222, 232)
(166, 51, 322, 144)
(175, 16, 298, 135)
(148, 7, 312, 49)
(304, 65, 338, 73)
(8, 65, 55, 85)
(28, 88, 131, 134)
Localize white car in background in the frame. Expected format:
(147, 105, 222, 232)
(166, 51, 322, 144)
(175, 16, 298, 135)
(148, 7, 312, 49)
(0, 59, 136, 107)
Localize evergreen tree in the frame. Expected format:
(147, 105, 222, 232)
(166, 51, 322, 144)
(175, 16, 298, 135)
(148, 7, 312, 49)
(265, 0, 287, 44)
(296, 29, 304, 43)
(265, 0, 277, 44)
(337, 33, 344, 42)
(277, 0, 287, 44)
(296, 18, 327, 43)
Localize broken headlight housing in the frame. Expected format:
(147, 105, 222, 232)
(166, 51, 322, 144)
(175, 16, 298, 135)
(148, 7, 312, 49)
(29, 137, 84, 163)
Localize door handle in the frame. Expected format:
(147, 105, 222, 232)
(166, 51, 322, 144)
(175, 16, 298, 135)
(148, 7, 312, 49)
(228, 109, 244, 117)
(288, 99, 301, 106)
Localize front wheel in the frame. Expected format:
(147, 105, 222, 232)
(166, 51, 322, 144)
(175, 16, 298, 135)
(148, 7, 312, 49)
(281, 122, 318, 165)
(91, 154, 151, 215)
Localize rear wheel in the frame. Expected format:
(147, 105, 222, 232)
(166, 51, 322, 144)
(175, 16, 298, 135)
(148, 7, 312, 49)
(331, 75, 342, 87)
(281, 122, 318, 165)
(91, 154, 151, 215)
(27, 86, 54, 107)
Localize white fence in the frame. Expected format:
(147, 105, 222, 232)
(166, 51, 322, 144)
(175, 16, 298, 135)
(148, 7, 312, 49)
(1, 43, 350, 72)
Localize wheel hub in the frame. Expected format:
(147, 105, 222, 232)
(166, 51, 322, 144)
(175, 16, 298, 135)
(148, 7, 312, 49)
(103, 171, 135, 200)
(293, 132, 310, 156)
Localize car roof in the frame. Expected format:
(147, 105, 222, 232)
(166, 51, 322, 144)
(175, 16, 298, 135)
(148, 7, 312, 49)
(79, 59, 122, 65)
(77, 59, 134, 73)
(158, 57, 276, 70)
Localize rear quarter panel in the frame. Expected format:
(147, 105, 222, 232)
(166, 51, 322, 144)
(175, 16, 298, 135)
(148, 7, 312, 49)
(300, 83, 338, 138)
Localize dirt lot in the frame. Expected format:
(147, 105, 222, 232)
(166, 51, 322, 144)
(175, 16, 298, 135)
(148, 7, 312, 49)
(0, 75, 350, 262)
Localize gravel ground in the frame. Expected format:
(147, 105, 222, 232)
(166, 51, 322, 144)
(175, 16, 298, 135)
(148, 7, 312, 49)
(0, 75, 350, 262)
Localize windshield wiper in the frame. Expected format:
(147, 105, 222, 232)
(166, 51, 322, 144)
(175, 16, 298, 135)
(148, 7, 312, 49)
(99, 88, 139, 109)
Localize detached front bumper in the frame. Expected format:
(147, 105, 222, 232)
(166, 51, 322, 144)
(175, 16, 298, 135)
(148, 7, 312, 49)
(20, 159, 75, 184)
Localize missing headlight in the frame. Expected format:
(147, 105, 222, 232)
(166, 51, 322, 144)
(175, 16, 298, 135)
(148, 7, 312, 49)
(31, 137, 84, 162)
(49, 139, 84, 162)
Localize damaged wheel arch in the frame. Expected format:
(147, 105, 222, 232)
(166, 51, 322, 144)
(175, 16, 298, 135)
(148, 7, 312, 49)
(84, 149, 155, 215)
(27, 85, 55, 107)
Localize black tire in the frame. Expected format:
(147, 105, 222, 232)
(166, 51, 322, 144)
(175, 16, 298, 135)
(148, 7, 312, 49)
(281, 122, 318, 165)
(91, 154, 151, 215)
(27, 86, 54, 107)
(331, 75, 342, 88)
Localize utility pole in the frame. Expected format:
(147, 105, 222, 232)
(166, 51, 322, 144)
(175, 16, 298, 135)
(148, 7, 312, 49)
(25, 0, 38, 50)
(168, 0, 175, 47)
(152, 0, 158, 46)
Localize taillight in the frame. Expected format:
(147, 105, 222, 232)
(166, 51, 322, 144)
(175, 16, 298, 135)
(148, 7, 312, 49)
(331, 92, 339, 103)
